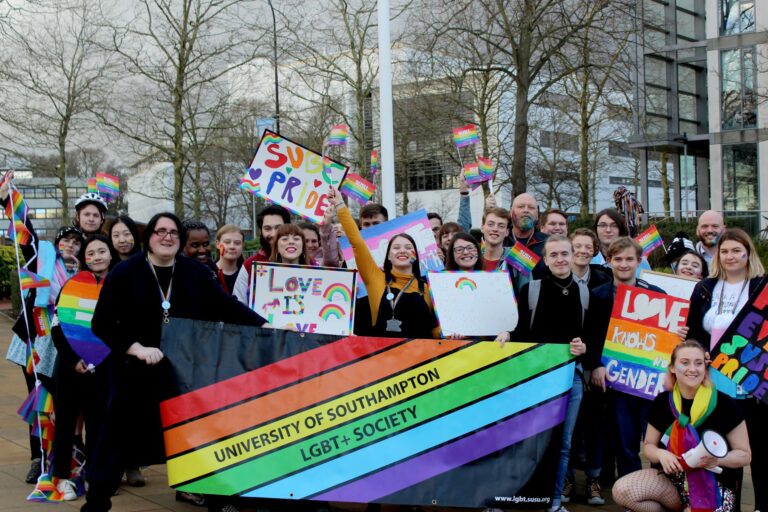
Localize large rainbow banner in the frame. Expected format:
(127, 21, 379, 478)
(601, 285, 690, 400)
(160, 319, 574, 509)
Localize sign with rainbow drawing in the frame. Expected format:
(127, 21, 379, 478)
(57, 271, 110, 367)
(160, 318, 573, 508)
(427, 271, 518, 337)
(251, 263, 357, 336)
(240, 130, 348, 223)
(601, 285, 690, 400)
(339, 209, 444, 298)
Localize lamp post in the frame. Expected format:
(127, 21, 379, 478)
(267, 0, 280, 132)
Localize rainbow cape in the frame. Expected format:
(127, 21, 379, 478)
(452, 124, 479, 148)
(57, 271, 110, 367)
(159, 319, 573, 508)
(339, 173, 376, 205)
(504, 242, 541, 276)
(635, 224, 664, 256)
(327, 124, 349, 146)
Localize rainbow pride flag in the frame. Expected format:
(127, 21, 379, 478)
(504, 242, 541, 276)
(5, 190, 28, 222)
(635, 224, 664, 256)
(370, 150, 379, 177)
(477, 157, 494, 180)
(8, 218, 31, 245)
(452, 124, 479, 148)
(339, 173, 375, 205)
(327, 124, 349, 146)
(463, 162, 484, 185)
(160, 320, 572, 508)
(87, 178, 98, 194)
(57, 271, 110, 367)
(96, 173, 119, 201)
(19, 269, 50, 290)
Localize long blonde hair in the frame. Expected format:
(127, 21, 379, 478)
(710, 228, 764, 279)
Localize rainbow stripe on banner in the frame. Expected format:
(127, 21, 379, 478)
(477, 156, 494, 180)
(327, 124, 349, 146)
(57, 271, 110, 367)
(339, 173, 376, 205)
(19, 269, 50, 290)
(452, 124, 479, 148)
(96, 173, 119, 201)
(504, 242, 541, 276)
(160, 320, 573, 508)
(635, 225, 664, 256)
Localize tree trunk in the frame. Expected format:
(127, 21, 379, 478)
(58, 127, 70, 224)
(660, 152, 670, 216)
(510, 90, 531, 200)
(578, 73, 591, 218)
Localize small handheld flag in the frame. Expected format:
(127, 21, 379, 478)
(9, 219, 31, 245)
(504, 242, 541, 276)
(370, 150, 379, 177)
(327, 124, 349, 146)
(19, 269, 51, 290)
(5, 190, 28, 222)
(635, 225, 664, 256)
(87, 178, 98, 194)
(463, 162, 484, 185)
(477, 157, 494, 180)
(96, 173, 119, 201)
(339, 173, 376, 205)
(452, 124, 480, 148)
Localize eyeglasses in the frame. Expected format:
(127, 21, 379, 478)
(154, 229, 180, 239)
(453, 245, 478, 254)
(597, 223, 619, 230)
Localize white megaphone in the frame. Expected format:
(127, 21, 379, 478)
(682, 430, 728, 474)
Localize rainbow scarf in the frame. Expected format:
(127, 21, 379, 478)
(664, 384, 720, 512)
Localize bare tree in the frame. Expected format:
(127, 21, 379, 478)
(96, 0, 269, 217)
(0, 0, 112, 222)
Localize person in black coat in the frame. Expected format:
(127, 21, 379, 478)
(81, 213, 267, 512)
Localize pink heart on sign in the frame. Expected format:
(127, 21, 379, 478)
(314, 179, 322, 187)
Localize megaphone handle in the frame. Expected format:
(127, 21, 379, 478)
(706, 466, 723, 474)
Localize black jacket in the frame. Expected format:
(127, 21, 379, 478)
(583, 279, 666, 371)
(686, 276, 766, 349)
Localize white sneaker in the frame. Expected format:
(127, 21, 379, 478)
(56, 479, 78, 501)
(547, 506, 569, 512)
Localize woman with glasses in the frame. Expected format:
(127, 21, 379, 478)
(81, 213, 269, 512)
(445, 232, 483, 271)
(592, 208, 651, 276)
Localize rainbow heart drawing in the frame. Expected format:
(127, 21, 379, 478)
(454, 277, 478, 291)
(57, 271, 110, 367)
(318, 303, 345, 321)
(323, 283, 352, 303)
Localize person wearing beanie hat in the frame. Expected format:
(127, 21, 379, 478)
(666, 232, 708, 280)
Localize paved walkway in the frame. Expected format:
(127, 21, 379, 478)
(0, 311, 755, 512)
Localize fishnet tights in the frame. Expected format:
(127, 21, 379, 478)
(612, 468, 683, 512)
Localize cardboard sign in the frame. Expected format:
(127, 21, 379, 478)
(240, 130, 348, 223)
(427, 271, 518, 336)
(251, 263, 357, 336)
(640, 270, 698, 301)
(710, 278, 768, 403)
(339, 209, 444, 297)
(601, 285, 690, 400)
(161, 319, 574, 508)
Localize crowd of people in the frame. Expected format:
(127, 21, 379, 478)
(2, 168, 766, 512)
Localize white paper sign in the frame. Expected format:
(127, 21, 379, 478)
(640, 270, 697, 301)
(251, 263, 357, 336)
(426, 271, 518, 336)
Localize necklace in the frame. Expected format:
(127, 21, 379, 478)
(551, 276, 574, 296)
(147, 255, 175, 324)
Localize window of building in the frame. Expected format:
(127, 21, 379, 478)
(721, 47, 757, 130)
(678, 65, 697, 94)
(679, 93, 697, 121)
(722, 143, 758, 211)
(644, 0, 667, 28)
(676, 10, 696, 40)
(646, 86, 668, 116)
(645, 57, 667, 86)
(398, 159, 454, 192)
(721, 0, 755, 35)
(677, 0, 694, 10)
(539, 131, 579, 152)
(608, 141, 635, 159)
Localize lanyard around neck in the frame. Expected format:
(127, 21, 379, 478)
(386, 276, 416, 318)
(147, 255, 175, 323)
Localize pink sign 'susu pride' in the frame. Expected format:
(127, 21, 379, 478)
(339, 209, 444, 298)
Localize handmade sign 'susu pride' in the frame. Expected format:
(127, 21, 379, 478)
(240, 130, 348, 223)
(601, 285, 690, 400)
(710, 277, 768, 403)
(160, 319, 574, 509)
(427, 271, 518, 337)
(339, 209, 444, 297)
(250, 263, 357, 336)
